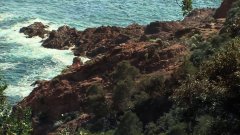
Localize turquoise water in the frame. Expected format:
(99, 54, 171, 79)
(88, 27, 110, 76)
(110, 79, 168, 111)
(0, 0, 221, 99)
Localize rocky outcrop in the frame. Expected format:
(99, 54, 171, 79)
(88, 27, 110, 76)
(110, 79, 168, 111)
(19, 40, 188, 134)
(20, 22, 49, 38)
(40, 24, 144, 57)
(20, 9, 219, 60)
(214, 0, 236, 18)
(18, 7, 226, 135)
(73, 26, 127, 57)
(72, 24, 145, 57)
(42, 26, 82, 49)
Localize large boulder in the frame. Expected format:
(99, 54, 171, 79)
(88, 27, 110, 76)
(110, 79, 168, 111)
(20, 22, 49, 38)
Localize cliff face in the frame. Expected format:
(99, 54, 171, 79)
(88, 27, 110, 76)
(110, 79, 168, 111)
(18, 6, 226, 135)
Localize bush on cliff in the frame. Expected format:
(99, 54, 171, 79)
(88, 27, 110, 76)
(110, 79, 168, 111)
(0, 77, 32, 135)
(182, 0, 193, 16)
(112, 79, 135, 112)
(139, 36, 240, 135)
(200, 38, 240, 82)
(58, 24, 240, 135)
(0, 79, 7, 104)
(188, 33, 231, 67)
(86, 85, 109, 118)
(138, 76, 166, 98)
(144, 108, 188, 135)
(222, 0, 240, 36)
(114, 111, 143, 135)
(112, 61, 139, 112)
(132, 76, 173, 125)
(111, 61, 139, 83)
(171, 38, 240, 134)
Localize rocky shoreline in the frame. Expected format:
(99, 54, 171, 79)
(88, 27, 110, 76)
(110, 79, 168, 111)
(17, 3, 230, 134)
(20, 9, 221, 58)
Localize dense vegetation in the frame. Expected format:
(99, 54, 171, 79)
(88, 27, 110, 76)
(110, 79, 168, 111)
(72, 37, 240, 134)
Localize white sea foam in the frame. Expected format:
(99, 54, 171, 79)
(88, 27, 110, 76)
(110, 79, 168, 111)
(0, 13, 13, 21)
(6, 84, 35, 98)
(0, 18, 81, 98)
(0, 62, 18, 71)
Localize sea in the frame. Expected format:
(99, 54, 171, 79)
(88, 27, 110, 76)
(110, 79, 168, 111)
(0, 0, 221, 101)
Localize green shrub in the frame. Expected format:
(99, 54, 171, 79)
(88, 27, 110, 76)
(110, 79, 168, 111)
(111, 61, 139, 83)
(144, 108, 187, 135)
(222, 0, 240, 36)
(111, 61, 140, 112)
(200, 38, 240, 82)
(0, 78, 7, 105)
(171, 58, 197, 81)
(138, 76, 166, 98)
(182, 0, 192, 16)
(0, 76, 32, 135)
(114, 111, 143, 135)
(172, 78, 227, 115)
(59, 127, 115, 135)
(131, 91, 149, 107)
(112, 79, 134, 112)
(86, 85, 109, 118)
(193, 115, 214, 135)
(170, 37, 240, 134)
